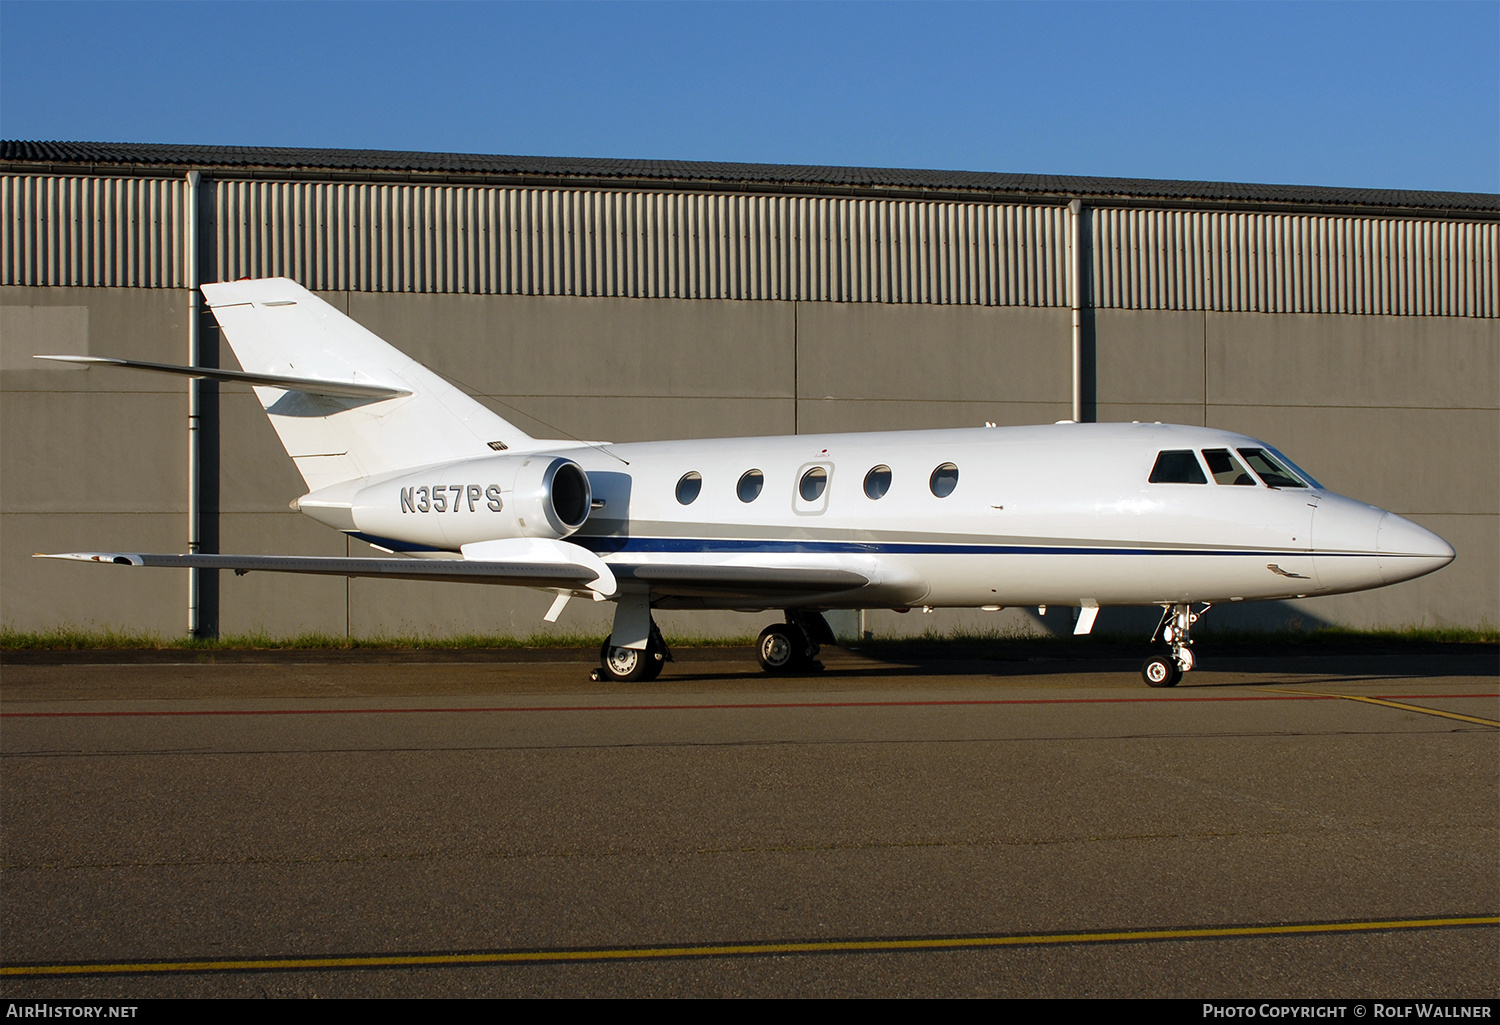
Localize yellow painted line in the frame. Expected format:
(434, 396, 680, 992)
(1270, 688, 1500, 727)
(1339, 695, 1500, 727)
(4, 916, 1495, 976)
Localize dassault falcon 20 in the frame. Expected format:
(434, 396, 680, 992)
(37, 276, 1454, 686)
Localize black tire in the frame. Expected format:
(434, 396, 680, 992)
(757, 623, 808, 674)
(1141, 654, 1182, 688)
(641, 643, 666, 681)
(599, 640, 653, 683)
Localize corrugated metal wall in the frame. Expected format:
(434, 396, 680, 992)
(1094, 207, 1496, 317)
(3, 173, 1494, 316)
(2, 174, 187, 288)
(211, 180, 1069, 305)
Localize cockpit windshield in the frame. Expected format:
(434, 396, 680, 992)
(1263, 446, 1323, 489)
(1202, 449, 1255, 485)
(1237, 448, 1310, 488)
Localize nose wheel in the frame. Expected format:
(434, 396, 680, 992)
(1142, 603, 1207, 687)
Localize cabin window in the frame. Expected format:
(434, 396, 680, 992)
(1202, 449, 1255, 485)
(799, 467, 828, 502)
(864, 465, 892, 500)
(1237, 448, 1309, 488)
(930, 463, 959, 498)
(1149, 450, 1207, 484)
(737, 469, 764, 503)
(675, 471, 703, 505)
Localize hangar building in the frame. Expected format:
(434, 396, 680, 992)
(2, 142, 1495, 640)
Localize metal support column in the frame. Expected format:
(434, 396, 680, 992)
(1068, 199, 1096, 424)
(186, 170, 219, 637)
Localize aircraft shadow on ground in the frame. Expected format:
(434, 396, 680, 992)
(1021, 598, 1338, 637)
(667, 640, 1495, 685)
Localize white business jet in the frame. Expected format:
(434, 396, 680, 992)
(37, 277, 1454, 687)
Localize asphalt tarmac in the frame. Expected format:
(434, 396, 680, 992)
(1, 645, 1496, 998)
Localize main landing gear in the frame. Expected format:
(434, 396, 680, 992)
(592, 619, 672, 683)
(756, 611, 834, 675)
(1141, 602, 1208, 687)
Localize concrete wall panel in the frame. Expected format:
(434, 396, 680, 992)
(1208, 313, 1499, 409)
(0, 286, 185, 385)
(216, 512, 348, 637)
(0, 305, 89, 370)
(1, 391, 185, 513)
(795, 399, 1070, 436)
(796, 304, 1069, 403)
(474, 395, 794, 447)
(4, 513, 184, 631)
(347, 292, 795, 399)
(1094, 403, 1206, 429)
(1094, 309, 1207, 408)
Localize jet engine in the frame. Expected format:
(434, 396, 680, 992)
(508, 456, 593, 539)
(294, 453, 595, 549)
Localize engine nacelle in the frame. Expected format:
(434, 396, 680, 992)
(509, 456, 593, 539)
(295, 454, 593, 550)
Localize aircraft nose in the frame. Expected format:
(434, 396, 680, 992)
(1376, 513, 1455, 584)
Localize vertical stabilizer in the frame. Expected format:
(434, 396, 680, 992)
(202, 278, 536, 490)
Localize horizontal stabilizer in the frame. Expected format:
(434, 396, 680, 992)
(35, 550, 611, 594)
(32, 355, 409, 400)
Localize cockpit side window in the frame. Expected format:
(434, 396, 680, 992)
(1149, 450, 1207, 484)
(1202, 449, 1255, 485)
(1237, 448, 1308, 488)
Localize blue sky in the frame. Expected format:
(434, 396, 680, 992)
(1, 1, 1495, 193)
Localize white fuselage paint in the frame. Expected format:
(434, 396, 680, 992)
(313, 421, 1454, 612)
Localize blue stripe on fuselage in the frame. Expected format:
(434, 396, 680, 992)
(344, 531, 1362, 560)
(570, 536, 1332, 559)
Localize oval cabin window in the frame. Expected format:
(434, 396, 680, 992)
(675, 471, 703, 505)
(864, 465, 892, 500)
(930, 463, 959, 498)
(799, 467, 828, 502)
(737, 469, 764, 503)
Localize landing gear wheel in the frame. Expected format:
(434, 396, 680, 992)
(1142, 654, 1182, 688)
(597, 638, 665, 683)
(757, 624, 808, 674)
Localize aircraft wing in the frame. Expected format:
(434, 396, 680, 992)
(35, 549, 874, 604)
(37, 536, 619, 596)
(35, 551, 610, 588)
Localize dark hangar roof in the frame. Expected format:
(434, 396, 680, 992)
(3, 140, 1494, 215)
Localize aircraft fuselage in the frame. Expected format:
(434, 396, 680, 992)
(309, 421, 1452, 613)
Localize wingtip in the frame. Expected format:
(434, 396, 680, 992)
(34, 551, 143, 565)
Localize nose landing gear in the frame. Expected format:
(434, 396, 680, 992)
(1142, 603, 1208, 687)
